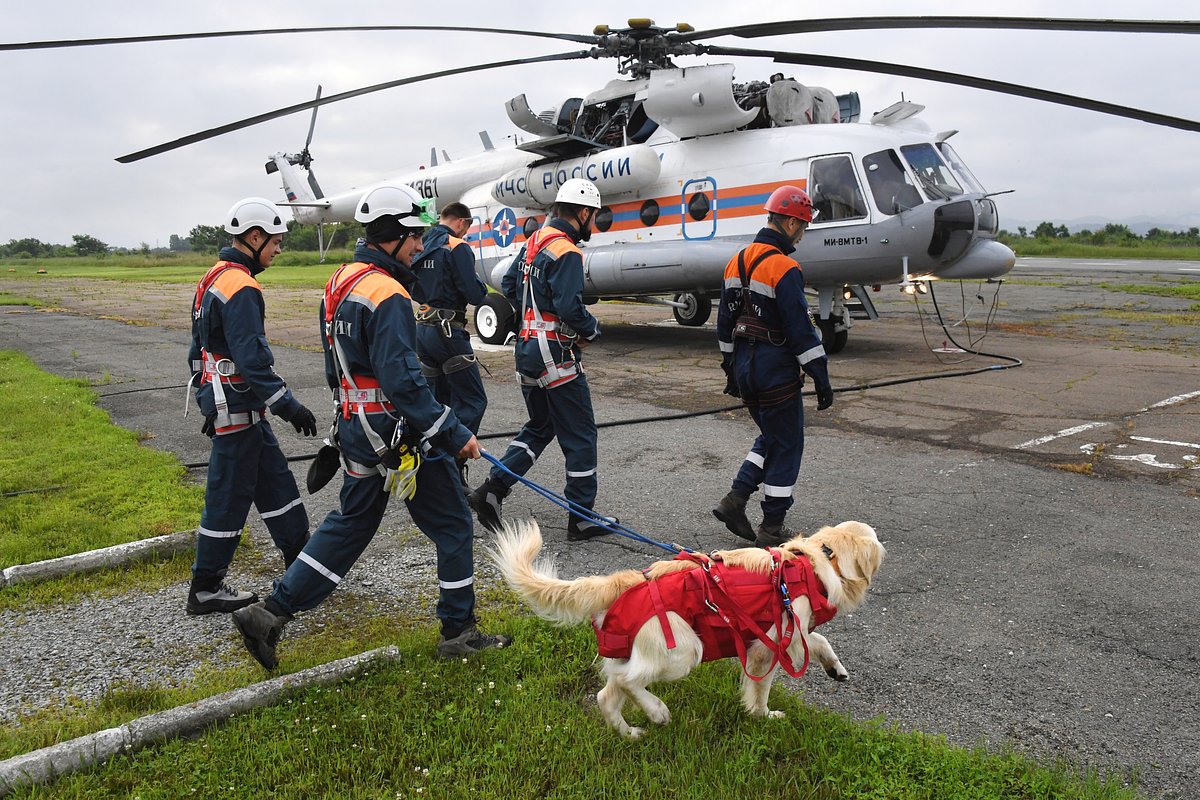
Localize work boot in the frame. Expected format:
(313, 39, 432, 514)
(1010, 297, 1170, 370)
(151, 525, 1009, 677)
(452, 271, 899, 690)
(755, 521, 797, 548)
(436, 623, 512, 659)
(567, 514, 619, 541)
(232, 600, 291, 671)
(712, 491, 755, 542)
(467, 478, 507, 533)
(186, 573, 257, 616)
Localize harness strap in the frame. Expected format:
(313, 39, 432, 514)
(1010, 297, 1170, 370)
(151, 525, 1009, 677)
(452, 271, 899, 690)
(520, 229, 581, 388)
(647, 579, 677, 650)
(734, 249, 787, 345)
(415, 304, 467, 337)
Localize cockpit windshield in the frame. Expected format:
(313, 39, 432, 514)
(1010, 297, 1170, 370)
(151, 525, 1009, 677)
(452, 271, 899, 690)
(937, 142, 986, 194)
(900, 143, 964, 201)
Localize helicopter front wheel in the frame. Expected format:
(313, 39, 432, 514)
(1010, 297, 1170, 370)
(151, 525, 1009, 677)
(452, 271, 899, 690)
(818, 316, 849, 356)
(474, 294, 516, 346)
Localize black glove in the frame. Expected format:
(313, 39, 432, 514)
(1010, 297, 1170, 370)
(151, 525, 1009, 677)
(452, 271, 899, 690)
(200, 414, 217, 438)
(720, 358, 741, 398)
(290, 405, 318, 437)
(816, 383, 834, 411)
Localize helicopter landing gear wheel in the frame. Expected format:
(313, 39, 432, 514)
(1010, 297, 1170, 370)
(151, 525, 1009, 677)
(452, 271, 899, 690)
(672, 292, 712, 327)
(818, 316, 849, 355)
(474, 295, 515, 346)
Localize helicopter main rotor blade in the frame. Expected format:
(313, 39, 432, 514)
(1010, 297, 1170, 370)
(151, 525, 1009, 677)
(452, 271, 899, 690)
(116, 51, 592, 163)
(684, 16, 1200, 42)
(0, 25, 596, 51)
(704, 45, 1200, 133)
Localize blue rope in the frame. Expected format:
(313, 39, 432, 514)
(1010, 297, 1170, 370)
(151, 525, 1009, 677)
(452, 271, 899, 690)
(479, 451, 686, 555)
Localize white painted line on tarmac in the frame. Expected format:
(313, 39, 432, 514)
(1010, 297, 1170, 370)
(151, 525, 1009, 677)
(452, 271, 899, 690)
(1129, 435, 1200, 450)
(1013, 422, 1109, 450)
(1141, 390, 1200, 411)
(1179, 268, 1200, 272)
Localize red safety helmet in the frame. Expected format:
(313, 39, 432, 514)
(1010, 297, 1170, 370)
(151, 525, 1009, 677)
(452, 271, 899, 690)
(764, 185, 813, 223)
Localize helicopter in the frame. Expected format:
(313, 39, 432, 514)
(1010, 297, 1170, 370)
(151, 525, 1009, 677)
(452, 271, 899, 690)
(10, 14, 1198, 352)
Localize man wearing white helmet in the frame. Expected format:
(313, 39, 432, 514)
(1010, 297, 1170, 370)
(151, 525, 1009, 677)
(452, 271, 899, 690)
(468, 177, 614, 541)
(233, 184, 509, 669)
(185, 197, 318, 616)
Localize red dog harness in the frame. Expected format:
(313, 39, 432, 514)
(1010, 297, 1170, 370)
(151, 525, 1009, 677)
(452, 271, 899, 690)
(594, 550, 836, 681)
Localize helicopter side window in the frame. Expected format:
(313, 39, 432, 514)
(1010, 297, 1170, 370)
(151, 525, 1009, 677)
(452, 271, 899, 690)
(639, 199, 660, 226)
(522, 216, 542, 238)
(807, 156, 867, 224)
(594, 206, 614, 233)
(687, 193, 711, 221)
(900, 143, 964, 201)
(863, 149, 923, 215)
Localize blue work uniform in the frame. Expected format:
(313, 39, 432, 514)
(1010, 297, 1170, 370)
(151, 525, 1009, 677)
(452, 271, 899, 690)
(266, 243, 479, 637)
(188, 246, 309, 582)
(489, 217, 602, 513)
(716, 228, 831, 525)
(411, 223, 489, 434)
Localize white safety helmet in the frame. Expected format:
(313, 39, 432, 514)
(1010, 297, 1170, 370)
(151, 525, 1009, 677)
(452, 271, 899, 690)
(354, 184, 429, 228)
(554, 178, 602, 209)
(224, 197, 288, 235)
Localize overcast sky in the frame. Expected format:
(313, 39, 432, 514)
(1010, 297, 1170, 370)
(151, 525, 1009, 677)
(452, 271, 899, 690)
(3, 0, 1198, 248)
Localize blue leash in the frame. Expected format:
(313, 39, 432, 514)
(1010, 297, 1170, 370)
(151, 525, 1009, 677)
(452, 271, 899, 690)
(479, 451, 686, 555)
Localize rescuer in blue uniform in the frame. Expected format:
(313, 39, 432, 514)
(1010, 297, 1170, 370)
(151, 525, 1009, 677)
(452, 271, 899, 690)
(232, 184, 509, 669)
(186, 197, 318, 616)
(468, 178, 613, 541)
(712, 185, 835, 547)
(411, 202, 489, 487)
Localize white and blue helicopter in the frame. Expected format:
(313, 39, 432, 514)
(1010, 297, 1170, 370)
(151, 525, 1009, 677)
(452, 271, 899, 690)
(16, 16, 1197, 351)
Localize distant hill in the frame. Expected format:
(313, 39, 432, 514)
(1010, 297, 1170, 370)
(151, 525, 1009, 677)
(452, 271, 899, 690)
(1004, 213, 1200, 237)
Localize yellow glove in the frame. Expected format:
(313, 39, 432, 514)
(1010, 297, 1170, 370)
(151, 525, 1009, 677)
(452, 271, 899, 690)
(382, 444, 420, 501)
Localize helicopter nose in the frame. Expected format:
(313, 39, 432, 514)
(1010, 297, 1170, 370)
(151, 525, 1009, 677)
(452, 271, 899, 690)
(934, 238, 1015, 281)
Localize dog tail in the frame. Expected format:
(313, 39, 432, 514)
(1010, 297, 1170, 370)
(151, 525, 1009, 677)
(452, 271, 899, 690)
(487, 520, 644, 625)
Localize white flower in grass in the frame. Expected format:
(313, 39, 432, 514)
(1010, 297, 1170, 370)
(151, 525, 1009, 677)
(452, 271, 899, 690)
(488, 681, 495, 689)
(494, 699, 501, 706)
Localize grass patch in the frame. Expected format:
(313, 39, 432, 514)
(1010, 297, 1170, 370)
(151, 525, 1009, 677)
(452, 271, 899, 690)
(1004, 240, 1200, 260)
(0, 254, 349, 289)
(1098, 281, 1200, 303)
(0, 351, 203, 567)
(0, 292, 47, 307)
(1, 615, 1141, 799)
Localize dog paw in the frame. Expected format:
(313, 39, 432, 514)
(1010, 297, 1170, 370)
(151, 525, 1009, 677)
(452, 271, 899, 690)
(626, 726, 647, 739)
(825, 665, 849, 682)
(647, 706, 671, 725)
(766, 709, 786, 720)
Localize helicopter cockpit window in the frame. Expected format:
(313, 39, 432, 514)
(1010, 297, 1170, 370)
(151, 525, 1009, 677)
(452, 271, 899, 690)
(936, 142, 986, 195)
(594, 206, 614, 233)
(807, 156, 867, 224)
(863, 149, 923, 215)
(900, 143, 964, 202)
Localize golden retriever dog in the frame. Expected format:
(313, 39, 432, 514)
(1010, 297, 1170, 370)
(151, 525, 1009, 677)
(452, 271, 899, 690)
(490, 520, 885, 737)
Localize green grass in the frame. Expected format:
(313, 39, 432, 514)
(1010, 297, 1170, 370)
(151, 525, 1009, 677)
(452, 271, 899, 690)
(2, 615, 1141, 800)
(0, 350, 204, 567)
(0, 253, 352, 289)
(1098, 281, 1200, 302)
(0, 292, 47, 307)
(1002, 240, 1200, 260)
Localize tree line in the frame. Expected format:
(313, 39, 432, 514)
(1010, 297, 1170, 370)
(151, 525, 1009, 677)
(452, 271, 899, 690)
(1000, 222, 1200, 246)
(1, 220, 367, 259)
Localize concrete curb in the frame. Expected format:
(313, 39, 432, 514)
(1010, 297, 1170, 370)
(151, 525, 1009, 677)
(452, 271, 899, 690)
(1, 530, 196, 588)
(0, 645, 401, 796)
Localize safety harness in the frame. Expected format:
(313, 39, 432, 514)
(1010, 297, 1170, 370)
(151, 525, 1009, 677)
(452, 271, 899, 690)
(594, 549, 836, 681)
(322, 262, 418, 490)
(732, 248, 788, 346)
(186, 262, 263, 435)
(517, 228, 582, 389)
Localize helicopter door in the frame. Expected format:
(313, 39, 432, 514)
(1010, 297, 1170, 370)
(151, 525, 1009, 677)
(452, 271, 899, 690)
(681, 177, 717, 241)
(807, 155, 869, 226)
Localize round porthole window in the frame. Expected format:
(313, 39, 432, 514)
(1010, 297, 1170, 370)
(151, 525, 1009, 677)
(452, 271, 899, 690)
(688, 193, 711, 221)
(639, 199, 660, 226)
(594, 206, 613, 233)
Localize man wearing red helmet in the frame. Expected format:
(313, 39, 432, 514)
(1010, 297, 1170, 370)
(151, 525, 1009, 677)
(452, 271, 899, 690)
(712, 185, 834, 547)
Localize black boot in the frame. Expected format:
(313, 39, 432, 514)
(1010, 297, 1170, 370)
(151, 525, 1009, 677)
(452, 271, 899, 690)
(712, 491, 754, 541)
(232, 600, 292, 670)
(467, 478, 507, 533)
(567, 513, 619, 541)
(755, 521, 796, 548)
(186, 570, 257, 616)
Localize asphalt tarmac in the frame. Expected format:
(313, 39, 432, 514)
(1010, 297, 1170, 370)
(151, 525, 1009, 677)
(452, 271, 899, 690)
(0, 262, 1197, 798)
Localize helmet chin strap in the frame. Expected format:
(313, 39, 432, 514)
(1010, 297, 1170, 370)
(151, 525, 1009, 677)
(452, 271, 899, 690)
(236, 230, 269, 266)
